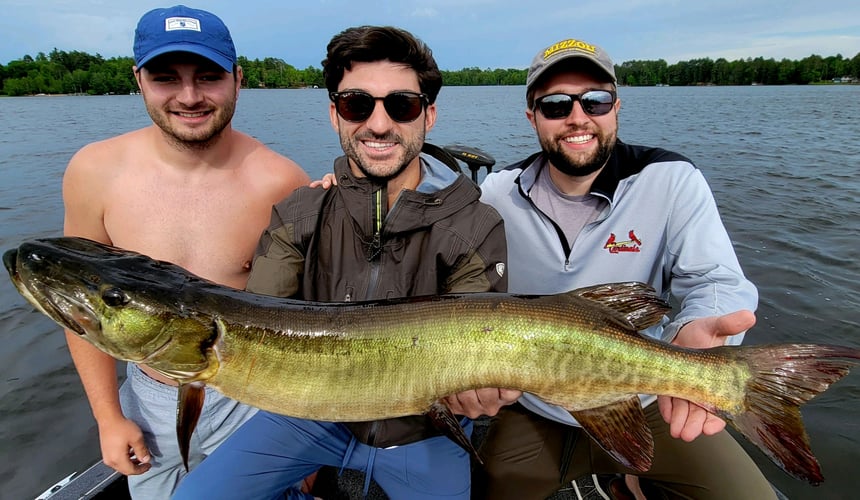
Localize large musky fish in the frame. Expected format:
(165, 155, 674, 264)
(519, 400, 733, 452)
(5, 236, 860, 485)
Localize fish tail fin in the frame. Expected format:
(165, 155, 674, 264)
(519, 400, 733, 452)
(725, 344, 860, 485)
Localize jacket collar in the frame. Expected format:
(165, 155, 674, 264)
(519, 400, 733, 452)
(513, 140, 655, 203)
(331, 154, 481, 233)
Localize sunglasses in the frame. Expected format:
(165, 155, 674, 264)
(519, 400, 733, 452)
(533, 90, 617, 119)
(329, 91, 428, 123)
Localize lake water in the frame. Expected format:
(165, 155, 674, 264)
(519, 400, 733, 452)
(1, 84, 858, 499)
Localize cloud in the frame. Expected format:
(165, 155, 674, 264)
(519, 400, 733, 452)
(1, 0, 858, 68)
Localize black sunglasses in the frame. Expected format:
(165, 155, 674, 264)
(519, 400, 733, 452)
(534, 90, 617, 119)
(329, 91, 428, 123)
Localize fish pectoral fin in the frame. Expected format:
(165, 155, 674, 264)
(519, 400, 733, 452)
(570, 396, 653, 472)
(177, 382, 206, 471)
(426, 401, 483, 465)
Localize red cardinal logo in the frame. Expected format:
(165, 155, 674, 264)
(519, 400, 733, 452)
(604, 230, 642, 254)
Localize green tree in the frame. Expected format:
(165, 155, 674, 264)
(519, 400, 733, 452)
(3, 49, 859, 95)
(301, 66, 324, 88)
(799, 55, 825, 83)
(89, 71, 110, 94)
(850, 53, 860, 78)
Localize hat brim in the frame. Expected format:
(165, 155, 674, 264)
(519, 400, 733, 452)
(136, 43, 234, 73)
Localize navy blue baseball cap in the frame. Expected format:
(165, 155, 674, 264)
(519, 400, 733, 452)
(134, 5, 236, 72)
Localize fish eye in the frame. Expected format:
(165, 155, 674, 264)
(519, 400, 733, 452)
(102, 287, 130, 307)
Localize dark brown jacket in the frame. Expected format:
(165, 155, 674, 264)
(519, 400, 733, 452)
(246, 152, 507, 447)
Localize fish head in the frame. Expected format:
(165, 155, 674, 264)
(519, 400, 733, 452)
(4, 237, 219, 382)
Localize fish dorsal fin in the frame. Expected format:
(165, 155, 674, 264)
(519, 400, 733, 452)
(572, 282, 670, 332)
(177, 382, 206, 471)
(569, 396, 654, 472)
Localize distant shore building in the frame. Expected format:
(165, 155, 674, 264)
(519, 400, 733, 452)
(832, 76, 858, 84)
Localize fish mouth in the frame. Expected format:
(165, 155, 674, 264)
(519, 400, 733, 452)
(4, 248, 69, 328)
(5, 245, 102, 337)
(42, 288, 100, 337)
(3, 248, 20, 285)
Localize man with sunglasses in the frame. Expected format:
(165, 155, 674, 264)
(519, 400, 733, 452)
(473, 39, 776, 499)
(174, 25, 512, 500)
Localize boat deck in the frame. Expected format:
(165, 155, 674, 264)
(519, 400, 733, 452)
(40, 417, 789, 500)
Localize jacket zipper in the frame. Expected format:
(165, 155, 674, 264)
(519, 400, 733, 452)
(366, 186, 385, 297)
(523, 192, 572, 268)
(364, 186, 386, 445)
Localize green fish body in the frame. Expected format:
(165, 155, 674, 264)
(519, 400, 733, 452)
(5, 236, 859, 485)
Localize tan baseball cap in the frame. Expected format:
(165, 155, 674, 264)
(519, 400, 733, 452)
(526, 38, 616, 90)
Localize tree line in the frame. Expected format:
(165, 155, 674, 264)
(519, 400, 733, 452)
(2, 48, 858, 97)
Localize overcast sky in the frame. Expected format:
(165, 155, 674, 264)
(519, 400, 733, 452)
(2, 1, 858, 69)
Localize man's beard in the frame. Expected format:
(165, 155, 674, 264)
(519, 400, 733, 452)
(339, 131, 424, 183)
(540, 125, 616, 177)
(145, 97, 236, 151)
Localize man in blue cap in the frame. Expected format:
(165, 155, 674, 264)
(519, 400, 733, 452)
(61, 5, 308, 498)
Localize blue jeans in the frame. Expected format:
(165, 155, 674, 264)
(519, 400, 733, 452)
(173, 410, 473, 500)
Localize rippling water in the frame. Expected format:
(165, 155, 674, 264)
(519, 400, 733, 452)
(1, 84, 858, 499)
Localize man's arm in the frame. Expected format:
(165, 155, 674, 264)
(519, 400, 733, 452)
(245, 195, 310, 297)
(62, 148, 151, 475)
(660, 168, 758, 343)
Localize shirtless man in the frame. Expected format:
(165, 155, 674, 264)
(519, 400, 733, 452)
(61, 6, 309, 497)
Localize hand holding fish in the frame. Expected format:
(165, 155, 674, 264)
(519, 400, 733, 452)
(442, 388, 522, 418)
(98, 413, 151, 475)
(658, 310, 756, 441)
(64, 327, 154, 476)
(7, 237, 860, 484)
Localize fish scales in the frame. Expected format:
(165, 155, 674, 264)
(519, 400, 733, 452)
(196, 293, 749, 421)
(6, 236, 860, 485)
